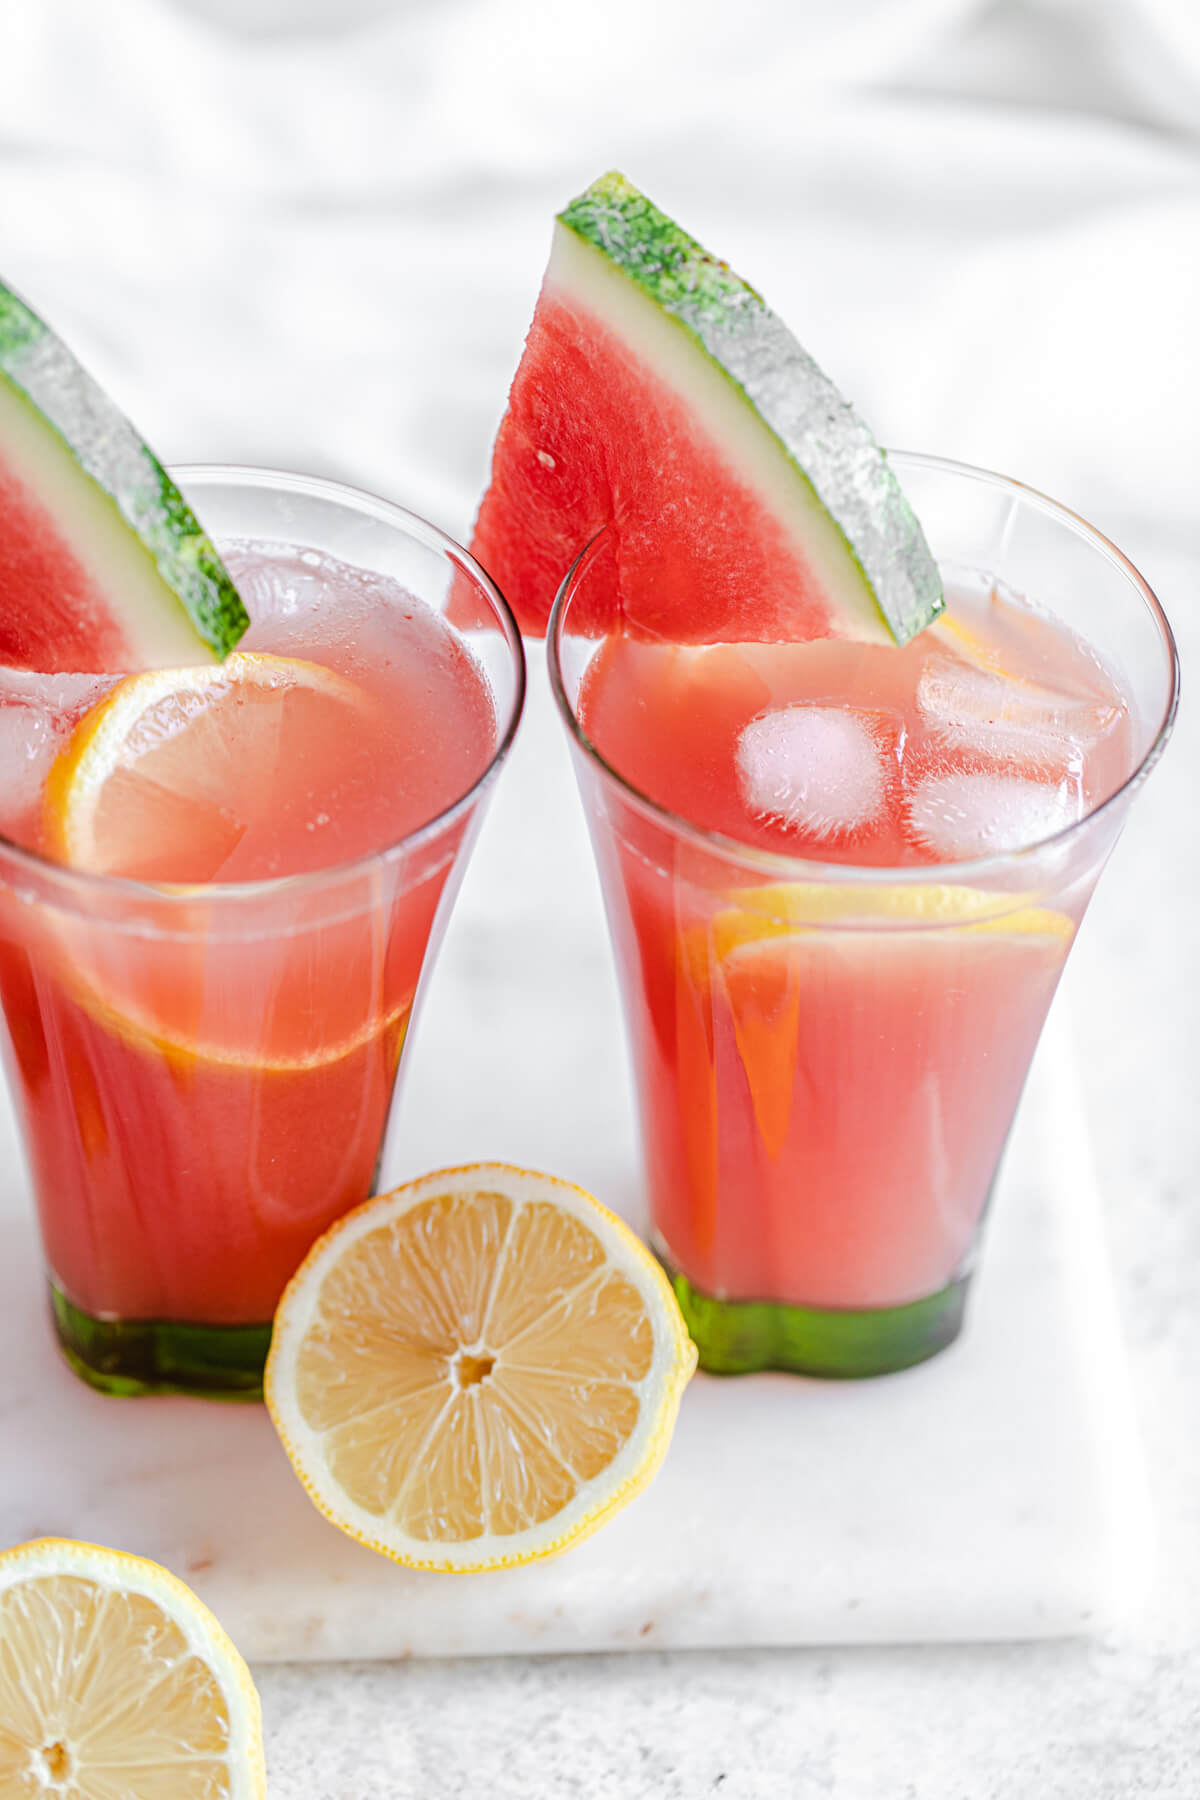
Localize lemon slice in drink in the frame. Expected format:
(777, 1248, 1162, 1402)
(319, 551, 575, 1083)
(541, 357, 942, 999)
(0, 1538, 266, 1799)
(692, 883, 1074, 1163)
(44, 651, 372, 882)
(37, 652, 393, 1071)
(266, 1164, 698, 1572)
(709, 880, 1076, 953)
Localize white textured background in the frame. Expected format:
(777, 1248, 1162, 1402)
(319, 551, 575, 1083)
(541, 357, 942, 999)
(1, 1, 1198, 1794)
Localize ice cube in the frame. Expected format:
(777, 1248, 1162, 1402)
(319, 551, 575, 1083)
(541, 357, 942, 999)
(736, 705, 890, 841)
(916, 657, 1117, 767)
(0, 704, 51, 828)
(905, 769, 1081, 861)
(222, 544, 333, 628)
(0, 667, 112, 715)
(223, 542, 417, 663)
(0, 669, 111, 834)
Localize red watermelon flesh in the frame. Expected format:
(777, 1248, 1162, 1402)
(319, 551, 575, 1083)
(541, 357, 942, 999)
(0, 459, 133, 672)
(473, 289, 820, 643)
(470, 174, 941, 648)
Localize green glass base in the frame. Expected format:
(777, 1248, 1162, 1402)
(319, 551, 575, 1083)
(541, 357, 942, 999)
(49, 1285, 271, 1401)
(664, 1265, 970, 1378)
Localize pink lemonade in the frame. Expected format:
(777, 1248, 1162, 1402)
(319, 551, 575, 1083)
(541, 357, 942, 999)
(576, 579, 1134, 1322)
(0, 535, 499, 1376)
(477, 175, 1176, 1376)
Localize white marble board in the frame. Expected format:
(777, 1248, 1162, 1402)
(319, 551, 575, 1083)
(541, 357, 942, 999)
(0, 652, 1151, 1660)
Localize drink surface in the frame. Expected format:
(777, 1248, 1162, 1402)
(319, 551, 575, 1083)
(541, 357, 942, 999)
(0, 542, 497, 880)
(578, 579, 1132, 868)
(574, 583, 1136, 1314)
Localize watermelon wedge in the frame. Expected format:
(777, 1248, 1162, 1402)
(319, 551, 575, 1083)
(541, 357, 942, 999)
(0, 280, 248, 672)
(471, 172, 942, 646)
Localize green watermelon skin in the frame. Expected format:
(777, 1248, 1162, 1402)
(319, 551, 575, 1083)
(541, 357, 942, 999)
(471, 172, 942, 646)
(0, 281, 248, 672)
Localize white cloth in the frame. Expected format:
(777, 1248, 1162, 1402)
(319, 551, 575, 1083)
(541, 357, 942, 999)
(0, 0, 1196, 547)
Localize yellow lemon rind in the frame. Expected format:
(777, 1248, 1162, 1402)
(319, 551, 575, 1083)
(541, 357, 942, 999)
(63, 982, 412, 1076)
(708, 880, 1075, 956)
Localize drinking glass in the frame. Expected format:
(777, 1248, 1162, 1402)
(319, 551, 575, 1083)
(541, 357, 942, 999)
(0, 468, 525, 1398)
(548, 453, 1178, 1378)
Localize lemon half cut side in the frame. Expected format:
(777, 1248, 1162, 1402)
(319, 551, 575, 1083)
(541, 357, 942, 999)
(0, 1536, 266, 1800)
(266, 1163, 698, 1573)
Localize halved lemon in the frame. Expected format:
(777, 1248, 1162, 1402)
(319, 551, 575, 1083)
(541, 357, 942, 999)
(265, 1164, 698, 1572)
(44, 651, 372, 882)
(0, 1537, 266, 1799)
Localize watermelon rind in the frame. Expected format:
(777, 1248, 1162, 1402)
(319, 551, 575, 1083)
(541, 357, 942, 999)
(0, 280, 248, 668)
(554, 172, 942, 647)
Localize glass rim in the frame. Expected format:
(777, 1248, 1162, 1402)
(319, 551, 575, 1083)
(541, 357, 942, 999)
(547, 449, 1181, 887)
(0, 463, 527, 910)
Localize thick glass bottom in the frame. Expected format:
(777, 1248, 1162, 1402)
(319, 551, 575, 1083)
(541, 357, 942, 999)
(49, 1285, 271, 1401)
(663, 1263, 970, 1378)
